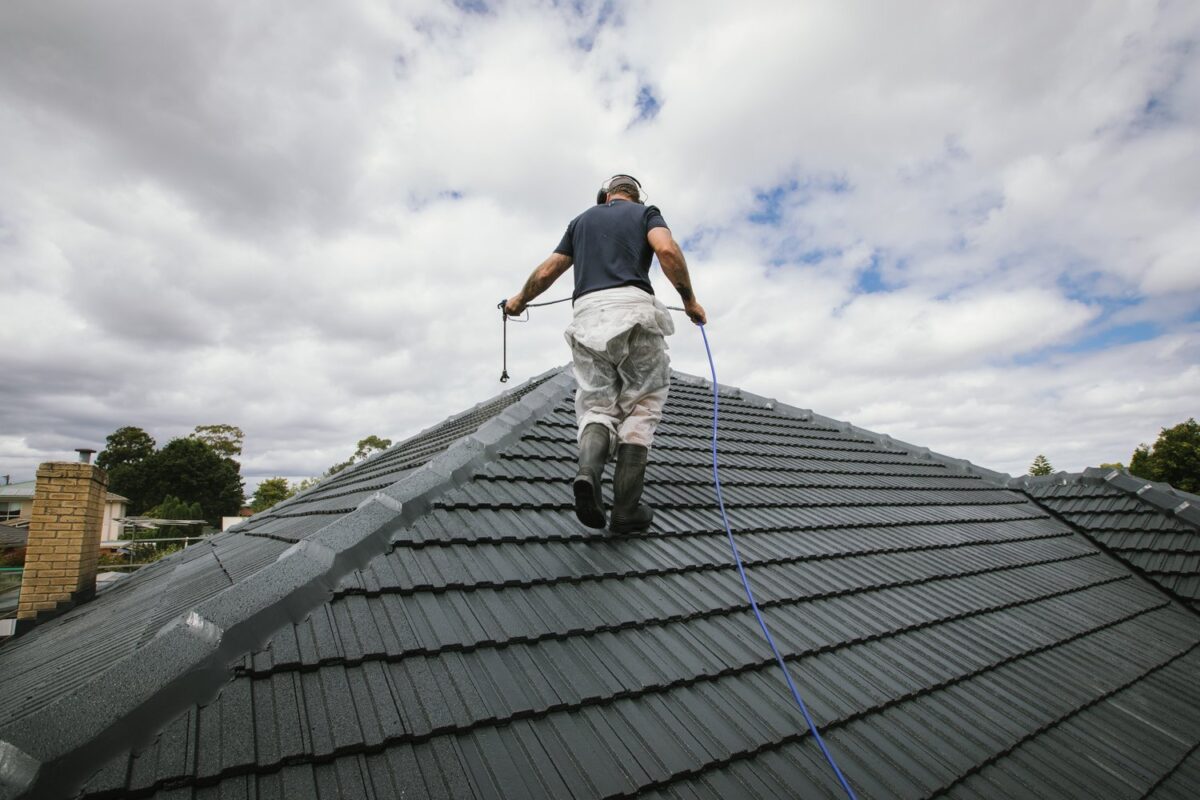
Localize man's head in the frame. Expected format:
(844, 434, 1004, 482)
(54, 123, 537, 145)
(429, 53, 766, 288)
(597, 174, 644, 204)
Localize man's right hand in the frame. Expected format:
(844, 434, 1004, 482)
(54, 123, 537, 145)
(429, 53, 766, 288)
(684, 299, 707, 325)
(504, 296, 526, 316)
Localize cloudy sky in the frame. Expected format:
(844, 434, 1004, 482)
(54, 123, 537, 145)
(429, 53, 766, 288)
(2, 0, 1197, 495)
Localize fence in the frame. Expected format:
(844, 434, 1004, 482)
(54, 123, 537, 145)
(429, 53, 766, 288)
(98, 533, 210, 570)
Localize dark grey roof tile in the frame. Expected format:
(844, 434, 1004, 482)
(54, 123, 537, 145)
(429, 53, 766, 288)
(321, 666, 367, 753)
(217, 679, 255, 778)
(237, 515, 336, 541)
(361, 747, 428, 800)
(247, 542, 1121, 685)
(585, 702, 665, 786)
(1144, 552, 1200, 573)
(1149, 744, 1200, 799)
(456, 725, 557, 800)
(952, 647, 1200, 799)
(257, 674, 309, 764)
(79, 745, 130, 797)
(1148, 573, 1186, 595)
(364, 661, 410, 744)
(323, 756, 373, 800)
(241, 676, 280, 770)
(1022, 473, 1200, 612)
(187, 578, 1161, 796)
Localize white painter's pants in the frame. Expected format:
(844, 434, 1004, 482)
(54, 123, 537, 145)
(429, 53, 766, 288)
(564, 286, 674, 453)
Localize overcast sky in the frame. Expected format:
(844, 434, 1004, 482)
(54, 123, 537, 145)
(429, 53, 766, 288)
(2, 0, 1197, 496)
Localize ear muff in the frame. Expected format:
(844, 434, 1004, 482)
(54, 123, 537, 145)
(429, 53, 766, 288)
(597, 174, 644, 204)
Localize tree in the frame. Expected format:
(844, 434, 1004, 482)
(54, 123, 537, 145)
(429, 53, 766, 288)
(1029, 454, 1054, 476)
(94, 426, 245, 522)
(96, 426, 156, 470)
(250, 477, 296, 512)
(144, 494, 204, 523)
(139, 438, 245, 524)
(1128, 418, 1200, 493)
(98, 426, 157, 512)
(137, 495, 205, 553)
(1099, 462, 1125, 471)
(191, 424, 245, 462)
(328, 435, 393, 475)
(1129, 444, 1152, 479)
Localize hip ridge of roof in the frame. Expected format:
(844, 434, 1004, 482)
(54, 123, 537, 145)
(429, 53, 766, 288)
(0, 367, 576, 800)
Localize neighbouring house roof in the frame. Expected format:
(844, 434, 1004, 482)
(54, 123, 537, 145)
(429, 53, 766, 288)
(1014, 468, 1200, 614)
(0, 480, 128, 505)
(0, 482, 36, 500)
(0, 366, 1198, 799)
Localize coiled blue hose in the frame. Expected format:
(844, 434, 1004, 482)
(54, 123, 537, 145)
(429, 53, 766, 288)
(698, 323, 858, 800)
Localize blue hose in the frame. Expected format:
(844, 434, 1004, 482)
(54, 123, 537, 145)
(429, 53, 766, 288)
(698, 323, 858, 800)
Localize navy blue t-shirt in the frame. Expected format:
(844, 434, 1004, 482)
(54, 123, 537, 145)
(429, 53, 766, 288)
(554, 200, 668, 300)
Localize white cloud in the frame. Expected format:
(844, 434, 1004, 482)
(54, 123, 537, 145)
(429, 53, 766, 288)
(1, 0, 1197, 496)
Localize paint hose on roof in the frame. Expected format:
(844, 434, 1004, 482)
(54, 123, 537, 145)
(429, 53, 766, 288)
(699, 322, 858, 800)
(496, 296, 683, 383)
(498, 301, 857, 795)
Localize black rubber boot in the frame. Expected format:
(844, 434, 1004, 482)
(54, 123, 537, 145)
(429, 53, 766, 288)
(609, 443, 654, 534)
(573, 424, 610, 529)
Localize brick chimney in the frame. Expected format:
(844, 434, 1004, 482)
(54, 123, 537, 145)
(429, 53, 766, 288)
(16, 460, 108, 628)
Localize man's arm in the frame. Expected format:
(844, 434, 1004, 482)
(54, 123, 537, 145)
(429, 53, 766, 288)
(504, 252, 572, 316)
(648, 227, 706, 324)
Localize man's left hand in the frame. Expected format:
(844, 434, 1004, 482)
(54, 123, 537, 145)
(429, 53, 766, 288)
(504, 296, 526, 316)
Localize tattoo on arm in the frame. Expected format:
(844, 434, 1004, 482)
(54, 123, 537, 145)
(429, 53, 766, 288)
(675, 283, 694, 302)
(518, 255, 566, 302)
(520, 272, 543, 301)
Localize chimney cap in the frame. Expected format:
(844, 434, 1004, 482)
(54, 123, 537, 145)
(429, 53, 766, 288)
(76, 448, 97, 464)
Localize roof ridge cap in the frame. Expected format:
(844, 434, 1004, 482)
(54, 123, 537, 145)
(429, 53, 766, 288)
(777, 406, 1011, 486)
(669, 369, 1012, 485)
(1006, 470, 1090, 490)
(0, 369, 576, 800)
(1009, 466, 1200, 530)
(1084, 466, 1200, 530)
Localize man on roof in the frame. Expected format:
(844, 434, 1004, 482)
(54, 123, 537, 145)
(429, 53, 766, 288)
(504, 174, 706, 534)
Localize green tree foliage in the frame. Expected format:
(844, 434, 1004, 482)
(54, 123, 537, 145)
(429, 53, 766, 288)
(191, 424, 245, 463)
(1099, 462, 1126, 471)
(144, 494, 204, 520)
(99, 427, 245, 522)
(328, 435, 393, 475)
(294, 477, 320, 493)
(96, 426, 156, 470)
(1028, 454, 1054, 476)
(1129, 444, 1152, 478)
(250, 477, 296, 512)
(98, 426, 157, 510)
(136, 495, 205, 552)
(1128, 418, 1200, 493)
(141, 438, 244, 524)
